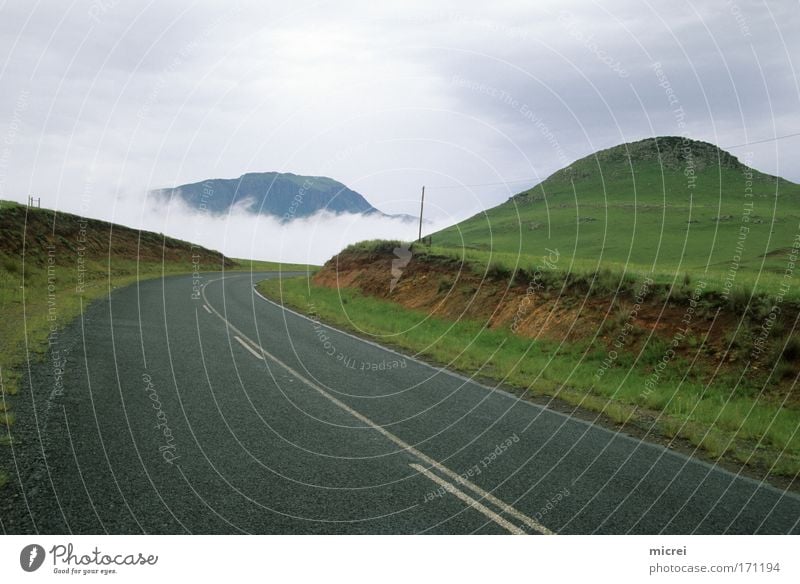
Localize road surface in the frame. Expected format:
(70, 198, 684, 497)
(2, 272, 799, 534)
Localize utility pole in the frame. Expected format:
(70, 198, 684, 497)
(417, 185, 425, 243)
(37, 197, 41, 208)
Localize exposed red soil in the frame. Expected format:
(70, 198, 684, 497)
(313, 248, 798, 402)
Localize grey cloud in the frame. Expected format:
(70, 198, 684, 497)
(0, 0, 797, 264)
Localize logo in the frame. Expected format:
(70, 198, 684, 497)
(390, 244, 412, 292)
(20, 544, 45, 572)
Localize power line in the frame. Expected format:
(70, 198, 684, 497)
(723, 131, 800, 149)
(425, 175, 551, 190)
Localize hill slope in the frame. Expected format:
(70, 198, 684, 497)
(0, 200, 236, 398)
(272, 138, 800, 482)
(152, 172, 382, 220)
(432, 136, 800, 293)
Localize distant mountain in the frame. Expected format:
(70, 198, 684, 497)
(152, 172, 392, 220)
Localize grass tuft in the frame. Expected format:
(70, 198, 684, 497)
(0, 411, 15, 427)
(781, 336, 800, 362)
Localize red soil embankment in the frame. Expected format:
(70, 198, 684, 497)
(313, 247, 797, 402)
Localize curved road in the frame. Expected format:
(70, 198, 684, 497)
(2, 272, 799, 534)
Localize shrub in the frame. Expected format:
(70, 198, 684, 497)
(723, 328, 743, 350)
(600, 301, 633, 334)
(593, 268, 619, 295)
(750, 294, 774, 321)
(641, 337, 671, 367)
(776, 362, 797, 381)
(669, 283, 689, 304)
(342, 239, 409, 255)
(728, 285, 751, 313)
(781, 336, 800, 362)
(485, 262, 512, 280)
(2, 258, 20, 274)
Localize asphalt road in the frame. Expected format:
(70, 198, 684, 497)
(2, 271, 799, 534)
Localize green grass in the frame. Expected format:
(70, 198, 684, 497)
(341, 239, 409, 254)
(0, 411, 14, 427)
(429, 137, 800, 301)
(229, 258, 319, 272)
(0, 256, 318, 397)
(3, 255, 226, 393)
(0, 201, 321, 489)
(288, 138, 800, 480)
(258, 275, 800, 478)
(0, 207, 319, 399)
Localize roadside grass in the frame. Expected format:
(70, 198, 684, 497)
(0, 200, 322, 488)
(1, 250, 318, 399)
(258, 275, 800, 478)
(0, 256, 318, 398)
(229, 258, 319, 273)
(1, 256, 206, 398)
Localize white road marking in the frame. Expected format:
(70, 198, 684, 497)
(234, 335, 264, 360)
(202, 279, 553, 535)
(203, 304, 212, 314)
(409, 463, 525, 534)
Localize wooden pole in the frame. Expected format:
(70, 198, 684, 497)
(417, 186, 425, 242)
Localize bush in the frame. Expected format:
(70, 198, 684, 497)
(485, 262, 513, 280)
(669, 283, 690, 304)
(641, 337, 671, 367)
(728, 285, 751, 313)
(342, 239, 409, 255)
(750, 294, 774, 321)
(776, 362, 797, 381)
(723, 328, 743, 350)
(781, 336, 800, 362)
(593, 268, 620, 295)
(600, 301, 633, 334)
(2, 258, 20, 274)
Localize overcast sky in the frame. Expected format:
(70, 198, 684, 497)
(1, 0, 798, 263)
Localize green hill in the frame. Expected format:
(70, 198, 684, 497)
(0, 201, 234, 401)
(255, 137, 800, 480)
(0, 200, 319, 488)
(432, 136, 800, 296)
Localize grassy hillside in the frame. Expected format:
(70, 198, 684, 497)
(254, 137, 800, 487)
(0, 200, 317, 487)
(0, 201, 235, 397)
(432, 136, 800, 298)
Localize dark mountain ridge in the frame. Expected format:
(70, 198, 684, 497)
(152, 172, 384, 220)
